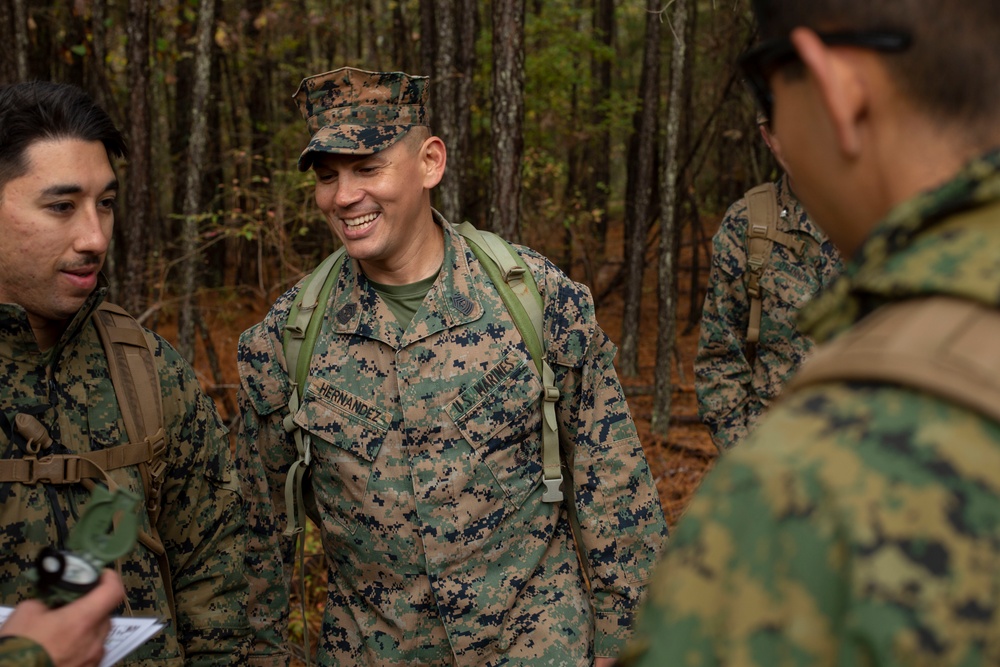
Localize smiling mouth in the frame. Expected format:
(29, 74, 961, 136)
(340, 212, 379, 231)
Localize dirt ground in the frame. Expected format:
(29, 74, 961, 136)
(589, 223, 718, 527)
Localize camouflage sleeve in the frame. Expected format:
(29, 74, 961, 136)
(618, 380, 1000, 666)
(0, 637, 53, 667)
(694, 201, 764, 450)
(235, 291, 303, 666)
(235, 386, 292, 666)
(155, 339, 252, 664)
(615, 433, 848, 666)
(541, 259, 669, 658)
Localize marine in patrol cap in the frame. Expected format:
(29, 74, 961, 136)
(292, 67, 429, 171)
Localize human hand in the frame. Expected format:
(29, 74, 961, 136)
(0, 570, 124, 667)
(596, 657, 617, 667)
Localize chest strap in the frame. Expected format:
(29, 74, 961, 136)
(0, 435, 164, 486)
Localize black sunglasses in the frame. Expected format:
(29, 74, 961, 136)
(739, 30, 912, 120)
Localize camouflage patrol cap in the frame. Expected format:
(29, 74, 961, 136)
(292, 67, 429, 171)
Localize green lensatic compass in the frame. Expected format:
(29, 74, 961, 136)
(33, 485, 140, 607)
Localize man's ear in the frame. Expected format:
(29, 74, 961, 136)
(420, 136, 447, 189)
(791, 27, 867, 158)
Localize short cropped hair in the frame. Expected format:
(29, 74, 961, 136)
(750, 0, 1000, 135)
(0, 81, 127, 192)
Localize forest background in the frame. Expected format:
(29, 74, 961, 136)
(1, 0, 777, 657)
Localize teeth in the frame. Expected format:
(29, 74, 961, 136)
(341, 212, 379, 229)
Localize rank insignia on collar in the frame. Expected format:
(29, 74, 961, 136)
(336, 304, 357, 324)
(452, 293, 474, 316)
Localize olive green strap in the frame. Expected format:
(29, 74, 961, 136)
(456, 222, 563, 503)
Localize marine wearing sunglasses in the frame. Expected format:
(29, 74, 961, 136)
(739, 30, 911, 120)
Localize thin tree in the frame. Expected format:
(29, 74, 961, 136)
(489, 0, 526, 240)
(10, 0, 29, 81)
(419, 0, 435, 77)
(177, 0, 216, 362)
(620, 0, 662, 378)
(586, 0, 614, 241)
(121, 0, 152, 315)
(652, 0, 689, 435)
(431, 0, 475, 222)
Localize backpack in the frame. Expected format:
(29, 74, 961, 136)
(785, 295, 1000, 423)
(0, 301, 174, 617)
(743, 182, 806, 362)
(279, 222, 582, 663)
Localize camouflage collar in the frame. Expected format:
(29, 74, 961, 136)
(800, 148, 1000, 342)
(775, 173, 830, 245)
(324, 211, 484, 347)
(0, 275, 108, 361)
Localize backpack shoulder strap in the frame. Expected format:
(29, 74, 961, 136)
(277, 249, 346, 666)
(92, 301, 175, 621)
(786, 296, 1000, 424)
(455, 222, 562, 503)
(93, 303, 168, 522)
(743, 183, 806, 350)
(93, 303, 164, 451)
(280, 247, 347, 539)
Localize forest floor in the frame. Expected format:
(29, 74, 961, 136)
(178, 216, 719, 659)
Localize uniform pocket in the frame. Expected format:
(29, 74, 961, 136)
(447, 351, 543, 509)
(294, 377, 391, 533)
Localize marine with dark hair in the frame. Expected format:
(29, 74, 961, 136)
(237, 67, 668, 666)
(619, 1, 1000, 665)
(0, 81, 253, 664)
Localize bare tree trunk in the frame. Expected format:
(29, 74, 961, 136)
(121, 0, 152, 315)
(419, 0, 435, 78)
(392, 0, 411, 70)
(11, 0, 29, 81)
(489, 0, 525, 240)
(86, 0, 111, 112)
(177, 0, 215, 361)
(431, 0, 462, 222)
(456, 0, 477, 222)
(652, 0, 689, 435)
(620, 0, 661, 378)
(586, 0, 613, 240)
(431, 0, 475, 222)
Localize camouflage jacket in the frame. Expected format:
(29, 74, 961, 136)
(0, 637, 51, 667)
(237, 217, 668, 666)
(695, 174, 842, 450)
(618, 149, 1000, 666)
(0, 284, 250, 665)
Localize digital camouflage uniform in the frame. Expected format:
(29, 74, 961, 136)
(0, 282, 251, 665)
(618, 149, 1000, 666)
(695, 174, 842, 450)
(0, 637, 51, 666)
(237, 216, 668, 666)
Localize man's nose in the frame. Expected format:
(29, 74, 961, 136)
(73, 204, 112, 255)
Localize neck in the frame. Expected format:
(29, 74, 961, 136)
(361, 213, 445, 285)
(27, 315, 68, 352)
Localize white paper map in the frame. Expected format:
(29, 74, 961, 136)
(0, 605, 164, 667)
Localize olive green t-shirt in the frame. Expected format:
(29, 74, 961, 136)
(368, 269, 440, 330)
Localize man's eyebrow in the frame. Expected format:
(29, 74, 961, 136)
(40, 179, 119, 197)
(40, 184, 82, 197)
